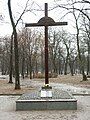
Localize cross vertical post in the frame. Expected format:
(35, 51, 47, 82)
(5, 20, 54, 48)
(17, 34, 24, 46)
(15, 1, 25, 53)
(45, 3, 49, 85)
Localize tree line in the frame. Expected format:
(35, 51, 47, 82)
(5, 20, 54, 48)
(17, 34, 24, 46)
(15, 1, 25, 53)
(0, 27, 89, 77)
(0, 0, 90, 89)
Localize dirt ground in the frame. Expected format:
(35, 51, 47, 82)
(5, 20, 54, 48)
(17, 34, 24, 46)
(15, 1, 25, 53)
(0, 80, 35, 95)
(0, 74, 90, 94)
(50, 74, 90, 87)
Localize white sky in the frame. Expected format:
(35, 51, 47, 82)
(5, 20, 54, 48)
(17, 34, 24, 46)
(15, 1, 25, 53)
(0, 0, 77, 37)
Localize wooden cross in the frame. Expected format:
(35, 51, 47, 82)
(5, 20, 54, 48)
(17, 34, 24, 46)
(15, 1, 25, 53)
(25, 3, 67, 87)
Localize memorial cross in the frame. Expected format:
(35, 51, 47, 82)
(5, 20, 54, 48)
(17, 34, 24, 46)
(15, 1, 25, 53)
(25, 3, 67, 87)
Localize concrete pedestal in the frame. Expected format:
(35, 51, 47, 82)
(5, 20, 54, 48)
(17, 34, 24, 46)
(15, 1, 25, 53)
(16, 88, 77, 110)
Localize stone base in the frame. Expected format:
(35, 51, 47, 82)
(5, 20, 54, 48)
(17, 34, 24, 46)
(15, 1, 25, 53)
(16, 99, 77, 110)
(16, 89, 77, 110)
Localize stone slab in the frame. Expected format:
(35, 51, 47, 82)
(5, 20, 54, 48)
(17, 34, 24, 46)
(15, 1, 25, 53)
(16, 88, 77, 110)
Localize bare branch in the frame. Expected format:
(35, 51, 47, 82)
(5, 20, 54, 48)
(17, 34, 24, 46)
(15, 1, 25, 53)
(56, 4, 90, 21)
(82, 0, 90, 4)
(15, 0, 30, 27)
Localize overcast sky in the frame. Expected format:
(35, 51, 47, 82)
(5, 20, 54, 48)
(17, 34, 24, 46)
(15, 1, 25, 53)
(0, 0, 76, 37)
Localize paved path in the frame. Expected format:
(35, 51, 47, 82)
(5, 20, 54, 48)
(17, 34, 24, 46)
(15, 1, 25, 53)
(0, 95, 90, 120)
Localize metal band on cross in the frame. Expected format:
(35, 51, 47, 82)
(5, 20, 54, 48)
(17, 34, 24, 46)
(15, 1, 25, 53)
(25, 3, 67, 86)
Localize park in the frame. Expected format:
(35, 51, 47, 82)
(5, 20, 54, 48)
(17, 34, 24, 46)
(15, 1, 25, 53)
(0, 0, 90, 120)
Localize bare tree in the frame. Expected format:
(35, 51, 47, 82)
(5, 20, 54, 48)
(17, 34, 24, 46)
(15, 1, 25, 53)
(81, 15, 90, 76)
(55, 0, 89, 79)
(8, 0, 34, 87)
(72, 7, 87, 80)
(48, 29, 62, 74)
(8, 0, 20, 89)
(8, 0, 30, 83)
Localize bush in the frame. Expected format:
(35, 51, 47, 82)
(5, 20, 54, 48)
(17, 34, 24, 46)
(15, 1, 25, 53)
(34, 72, 58, 78)
(34, 73, 45, 78)
(49, 73, 58, 78)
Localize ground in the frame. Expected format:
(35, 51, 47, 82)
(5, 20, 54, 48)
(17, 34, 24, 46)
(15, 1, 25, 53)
(0, 95, 90, 120)
(0, 74, 90, 94)
(0, 74, 90, 120)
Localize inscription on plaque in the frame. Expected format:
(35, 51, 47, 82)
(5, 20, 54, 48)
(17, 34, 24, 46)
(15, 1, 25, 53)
(41, 89, 52, 98)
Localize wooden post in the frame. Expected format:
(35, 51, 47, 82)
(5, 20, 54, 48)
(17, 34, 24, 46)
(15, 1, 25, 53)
(45, 3, 49, 85)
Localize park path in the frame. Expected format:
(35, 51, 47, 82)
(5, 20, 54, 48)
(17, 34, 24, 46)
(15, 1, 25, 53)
(0, 95, 90, 120)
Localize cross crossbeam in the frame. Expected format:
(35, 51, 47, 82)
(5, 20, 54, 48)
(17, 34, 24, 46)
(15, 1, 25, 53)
(25, 21, 67, 27)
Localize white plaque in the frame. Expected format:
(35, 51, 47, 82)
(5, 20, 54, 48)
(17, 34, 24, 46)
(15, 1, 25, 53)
(41, 90, 52, 98)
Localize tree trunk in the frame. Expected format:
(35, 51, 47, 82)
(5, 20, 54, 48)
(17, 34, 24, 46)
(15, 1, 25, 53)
(21, 57, 25, 79)
(64, 58, 68, 75)
(73, 9, 87, 81)
(9, 34, 13, 83)
(76, 23, 87, 81)
(64, 62, 67, 75)
(69, 60, 74, 76)
(8, 0, 20, 89)
(14, 32, 20, 89)
(41, 51, 44, 74)
(21, 47, 25, 79)
(26, 60, 29, 77)
(87, 41, 90, 76)
(29, 55, 32, 79)
(58, 59, 61, 74)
